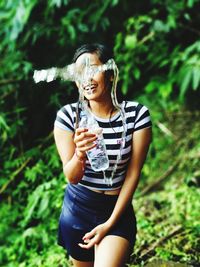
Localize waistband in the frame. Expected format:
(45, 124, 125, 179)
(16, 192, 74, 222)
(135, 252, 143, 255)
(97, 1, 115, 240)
(65, 183, 134, 219)
(64, 183, 135, 230)
(67, 183, 119, 209)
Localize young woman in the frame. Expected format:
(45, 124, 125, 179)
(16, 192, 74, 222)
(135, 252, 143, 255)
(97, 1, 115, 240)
(54, 43, 152, 267)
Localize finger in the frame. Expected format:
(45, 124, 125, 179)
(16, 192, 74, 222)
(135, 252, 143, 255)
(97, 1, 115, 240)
(75, 128, 88, 136)
(74, 132, 97, 144)
(75, 128, 98, 137)
(76, 131, 97, 139)
(83, 238, 90, 244)
(75, 134, 97, 144)
(78, 144, 97, 153)
(78, 237, 98, 249)
(82, 229, 96, 240)
(76, 137, 97, 149)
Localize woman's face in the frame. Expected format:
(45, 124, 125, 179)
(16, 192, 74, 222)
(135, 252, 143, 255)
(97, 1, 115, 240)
(75, 52, 111, 101)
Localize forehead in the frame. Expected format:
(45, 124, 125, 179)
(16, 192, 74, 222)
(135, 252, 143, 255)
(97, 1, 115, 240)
(75, 53, 102, 66)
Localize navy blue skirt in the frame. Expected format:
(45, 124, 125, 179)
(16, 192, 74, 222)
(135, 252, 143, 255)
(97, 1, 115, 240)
(58, 183, 137, 261)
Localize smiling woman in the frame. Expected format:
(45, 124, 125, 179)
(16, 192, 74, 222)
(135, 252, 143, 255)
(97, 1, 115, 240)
(75, 53, 111, 103)
(53, 43, 152, 267)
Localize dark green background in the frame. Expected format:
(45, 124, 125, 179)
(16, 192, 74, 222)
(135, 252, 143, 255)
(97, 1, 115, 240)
(0, 1, 199, 266)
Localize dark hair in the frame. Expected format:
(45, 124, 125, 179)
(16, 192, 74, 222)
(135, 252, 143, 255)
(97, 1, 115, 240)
(73, 43, 114, 129)
(72, 43, 113, 63)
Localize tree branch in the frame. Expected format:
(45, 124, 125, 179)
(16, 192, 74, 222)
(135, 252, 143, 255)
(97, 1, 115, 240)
(0, 132, 53, 195)
(139, 159, 180, 196)
(0, 79, 21, 86)
(138, 31, 155, 46)
(180, 24, 200, 36)
(0, 158, 31, 194)
(134, 225, 183, 262)
(0, 88, 15, 100)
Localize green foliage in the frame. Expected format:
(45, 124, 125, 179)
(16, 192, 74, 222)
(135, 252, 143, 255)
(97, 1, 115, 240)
(114, 1, 200, 101)
(0, 140, 67, 266)
(0, 0, 37, 47)
(130, 105, 200, 267)
(0, 0, 200, 266)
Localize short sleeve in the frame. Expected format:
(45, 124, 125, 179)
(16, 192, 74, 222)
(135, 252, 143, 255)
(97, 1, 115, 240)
(134, 103, 152, 131)
(54, 104, 75, 132)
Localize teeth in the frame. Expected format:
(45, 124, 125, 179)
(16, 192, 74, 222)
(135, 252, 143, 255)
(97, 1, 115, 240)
(85, 85, 96, 90)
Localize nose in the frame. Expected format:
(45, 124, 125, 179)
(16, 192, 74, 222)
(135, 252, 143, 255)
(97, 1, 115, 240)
(82, 74, 93, 86)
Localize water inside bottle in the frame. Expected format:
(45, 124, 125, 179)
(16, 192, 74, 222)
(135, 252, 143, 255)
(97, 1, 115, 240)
(87, 150, 109, 171)
(87, 127, 109, 172)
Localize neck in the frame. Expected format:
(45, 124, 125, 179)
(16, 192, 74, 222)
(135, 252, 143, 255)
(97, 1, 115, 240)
(88, 98, 115, 118)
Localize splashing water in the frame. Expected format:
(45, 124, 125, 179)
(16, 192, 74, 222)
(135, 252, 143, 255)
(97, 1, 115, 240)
(33, 58, 117, 85)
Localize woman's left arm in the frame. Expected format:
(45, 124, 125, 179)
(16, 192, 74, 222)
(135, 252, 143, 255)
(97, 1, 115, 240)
(107, 126, 152, 226)
(79, 127, 152, 249)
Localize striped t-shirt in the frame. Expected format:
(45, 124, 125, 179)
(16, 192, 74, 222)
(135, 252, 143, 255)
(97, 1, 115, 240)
(54, 101, 152, 190)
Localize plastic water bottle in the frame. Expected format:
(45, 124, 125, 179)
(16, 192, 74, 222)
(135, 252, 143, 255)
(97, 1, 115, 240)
(79, 111, 109, 172)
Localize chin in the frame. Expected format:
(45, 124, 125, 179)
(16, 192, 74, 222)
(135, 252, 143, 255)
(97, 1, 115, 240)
(84, 92, 99, 100)
(85, 96, 98, 102)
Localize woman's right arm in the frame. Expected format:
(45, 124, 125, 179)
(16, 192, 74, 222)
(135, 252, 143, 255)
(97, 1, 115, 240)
(54, 126, 96, 184)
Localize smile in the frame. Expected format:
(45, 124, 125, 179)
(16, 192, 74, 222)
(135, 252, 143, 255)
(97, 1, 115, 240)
(84, 84, 97, 92)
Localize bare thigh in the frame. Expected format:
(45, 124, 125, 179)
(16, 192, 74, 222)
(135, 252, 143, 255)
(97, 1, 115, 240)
(94, 235, 130, 267)
(70, 257, 94, 267)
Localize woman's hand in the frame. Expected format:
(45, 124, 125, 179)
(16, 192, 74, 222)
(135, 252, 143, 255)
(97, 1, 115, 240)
(54, 126, 98, 183)
(74, 128, 97, 159)
(78, 222, 111, 249)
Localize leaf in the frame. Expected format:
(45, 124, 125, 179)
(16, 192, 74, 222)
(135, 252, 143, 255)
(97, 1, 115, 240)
(133, 67, 141, 80)
(23, 191, 41, 226)
(167, 14, 176, 29)
(67, 24, 76, 40)
(49, 0, 62, 8)
(192, 66, 200, 90)
(0, 115, 9, 131)
(111, 0, 119, 7)
(125, 34, 137, 49)
(78, 23, 89, 33)
(160, 82, 173, 99)
(145, 80, 158, 93)
(179, 67, 193, 100)
(22, 227, 37, 238)
(187, 0, 195, 8)
(153, 20, 169, 33)
(37, 193, 50, 218)
(9, 0, 37, 41)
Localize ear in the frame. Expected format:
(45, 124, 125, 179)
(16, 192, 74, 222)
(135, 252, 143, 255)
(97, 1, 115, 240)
(110, 75, 114, 82)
